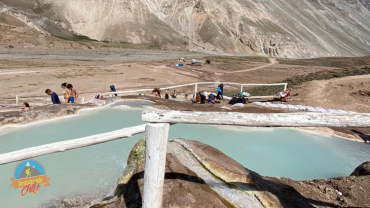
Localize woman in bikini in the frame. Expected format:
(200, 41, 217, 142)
(61, 83, 71, 103)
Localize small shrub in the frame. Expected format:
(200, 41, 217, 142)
(206, 60, 211, 64)
(293, 93, 299, 96)
(8, 45, 14, 49)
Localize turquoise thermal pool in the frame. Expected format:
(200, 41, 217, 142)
(0, 101, 369, 208)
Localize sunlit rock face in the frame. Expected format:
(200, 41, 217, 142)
(3, 0, 370, 57)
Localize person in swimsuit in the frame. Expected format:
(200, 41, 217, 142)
(61, 83, 70, 103)
(67, 84, 78, 103)
(278, 88, 291, 102)
(152, 88, 161, 98)
(20, 102, 30, 111)
(171, 90, 178, 98)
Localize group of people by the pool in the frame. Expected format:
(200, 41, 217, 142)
(33, 82, 291, 110)
(152, 88, 181, 99)
(42, 84, 117, 105)
(151, 83, 292, 105)
(191, 84, 225, 104)
(44, 83, 79, 104)
(152, 84, 225, 104)
(20, 86, 75, 111)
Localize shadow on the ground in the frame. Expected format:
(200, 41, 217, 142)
(241, 169, 365, 208)
(117, 171, 205, 208)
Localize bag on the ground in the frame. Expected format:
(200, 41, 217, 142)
(241, 97, 247, 104)
(229, 97, 237, 105)
(200, 93, 206, 104)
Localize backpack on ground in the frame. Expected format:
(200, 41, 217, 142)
(200, 93, 206, 104)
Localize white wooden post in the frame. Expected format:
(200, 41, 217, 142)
(16, 95, 19, 106)
(284, 84, 288, 91)
(240, 85, 244, 93)
(143, 123, 170, 208)
(194, 84, 198, 98)
(81, 97, 85, 104)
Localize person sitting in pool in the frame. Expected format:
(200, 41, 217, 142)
(165, 93, 169, 99)
(192, 92, 201, 103)
(94, 94, 104, 99)
(152, 88, 161, 98)
(278, 88, 291, 102)
(45, 89, 61, 104)
(184, 94, 188, 100)
(88, 94, 106, 106)
(61, 82, 70, 103)
(67, 84, 78, 103)
(20, 102, 30, 111)
(171, 90, 178, 98)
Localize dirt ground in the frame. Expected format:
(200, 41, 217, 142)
(0, 49, 369, 114)
(0, 52, 345, 99)
(291, 74, 370, 112)
(0, 50, 205, 105)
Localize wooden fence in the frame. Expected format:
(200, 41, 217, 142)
(106, 81, 288, 99)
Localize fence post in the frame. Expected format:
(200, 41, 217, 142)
(284, 84, 287, 91)
(194, 84, 198, 98)
(15, 95, 19, 106)
(143, 123, 170, 208)
(240, 85, 244, 93)
(81, 97, 85, 104)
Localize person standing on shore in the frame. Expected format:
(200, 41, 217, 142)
(61, 83, 71, 104)
(217, 84, 224, 100)
(45, 89, 61, 104)
(67, 84, 78, 103)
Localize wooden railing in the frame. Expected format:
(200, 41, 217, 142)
(0, 125, 146, 165)
(9, 82, 288, 106)
(1, 110, 370, 208)
(105, 82, 288, 99)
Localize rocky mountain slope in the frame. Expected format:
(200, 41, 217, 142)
(1, 0, 370, 58)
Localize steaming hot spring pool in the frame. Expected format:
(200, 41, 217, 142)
(0, 101, 369, 208)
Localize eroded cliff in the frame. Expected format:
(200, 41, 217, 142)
(1, 0, 370, 58)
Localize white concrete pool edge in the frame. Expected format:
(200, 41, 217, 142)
(294, 127, 365, 143)
(213, 125, 365, 143)
(0, 99, 155, 134)
(0, 99, 366, 143)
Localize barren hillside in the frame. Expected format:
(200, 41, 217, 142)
(1, 0, 370, 58)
